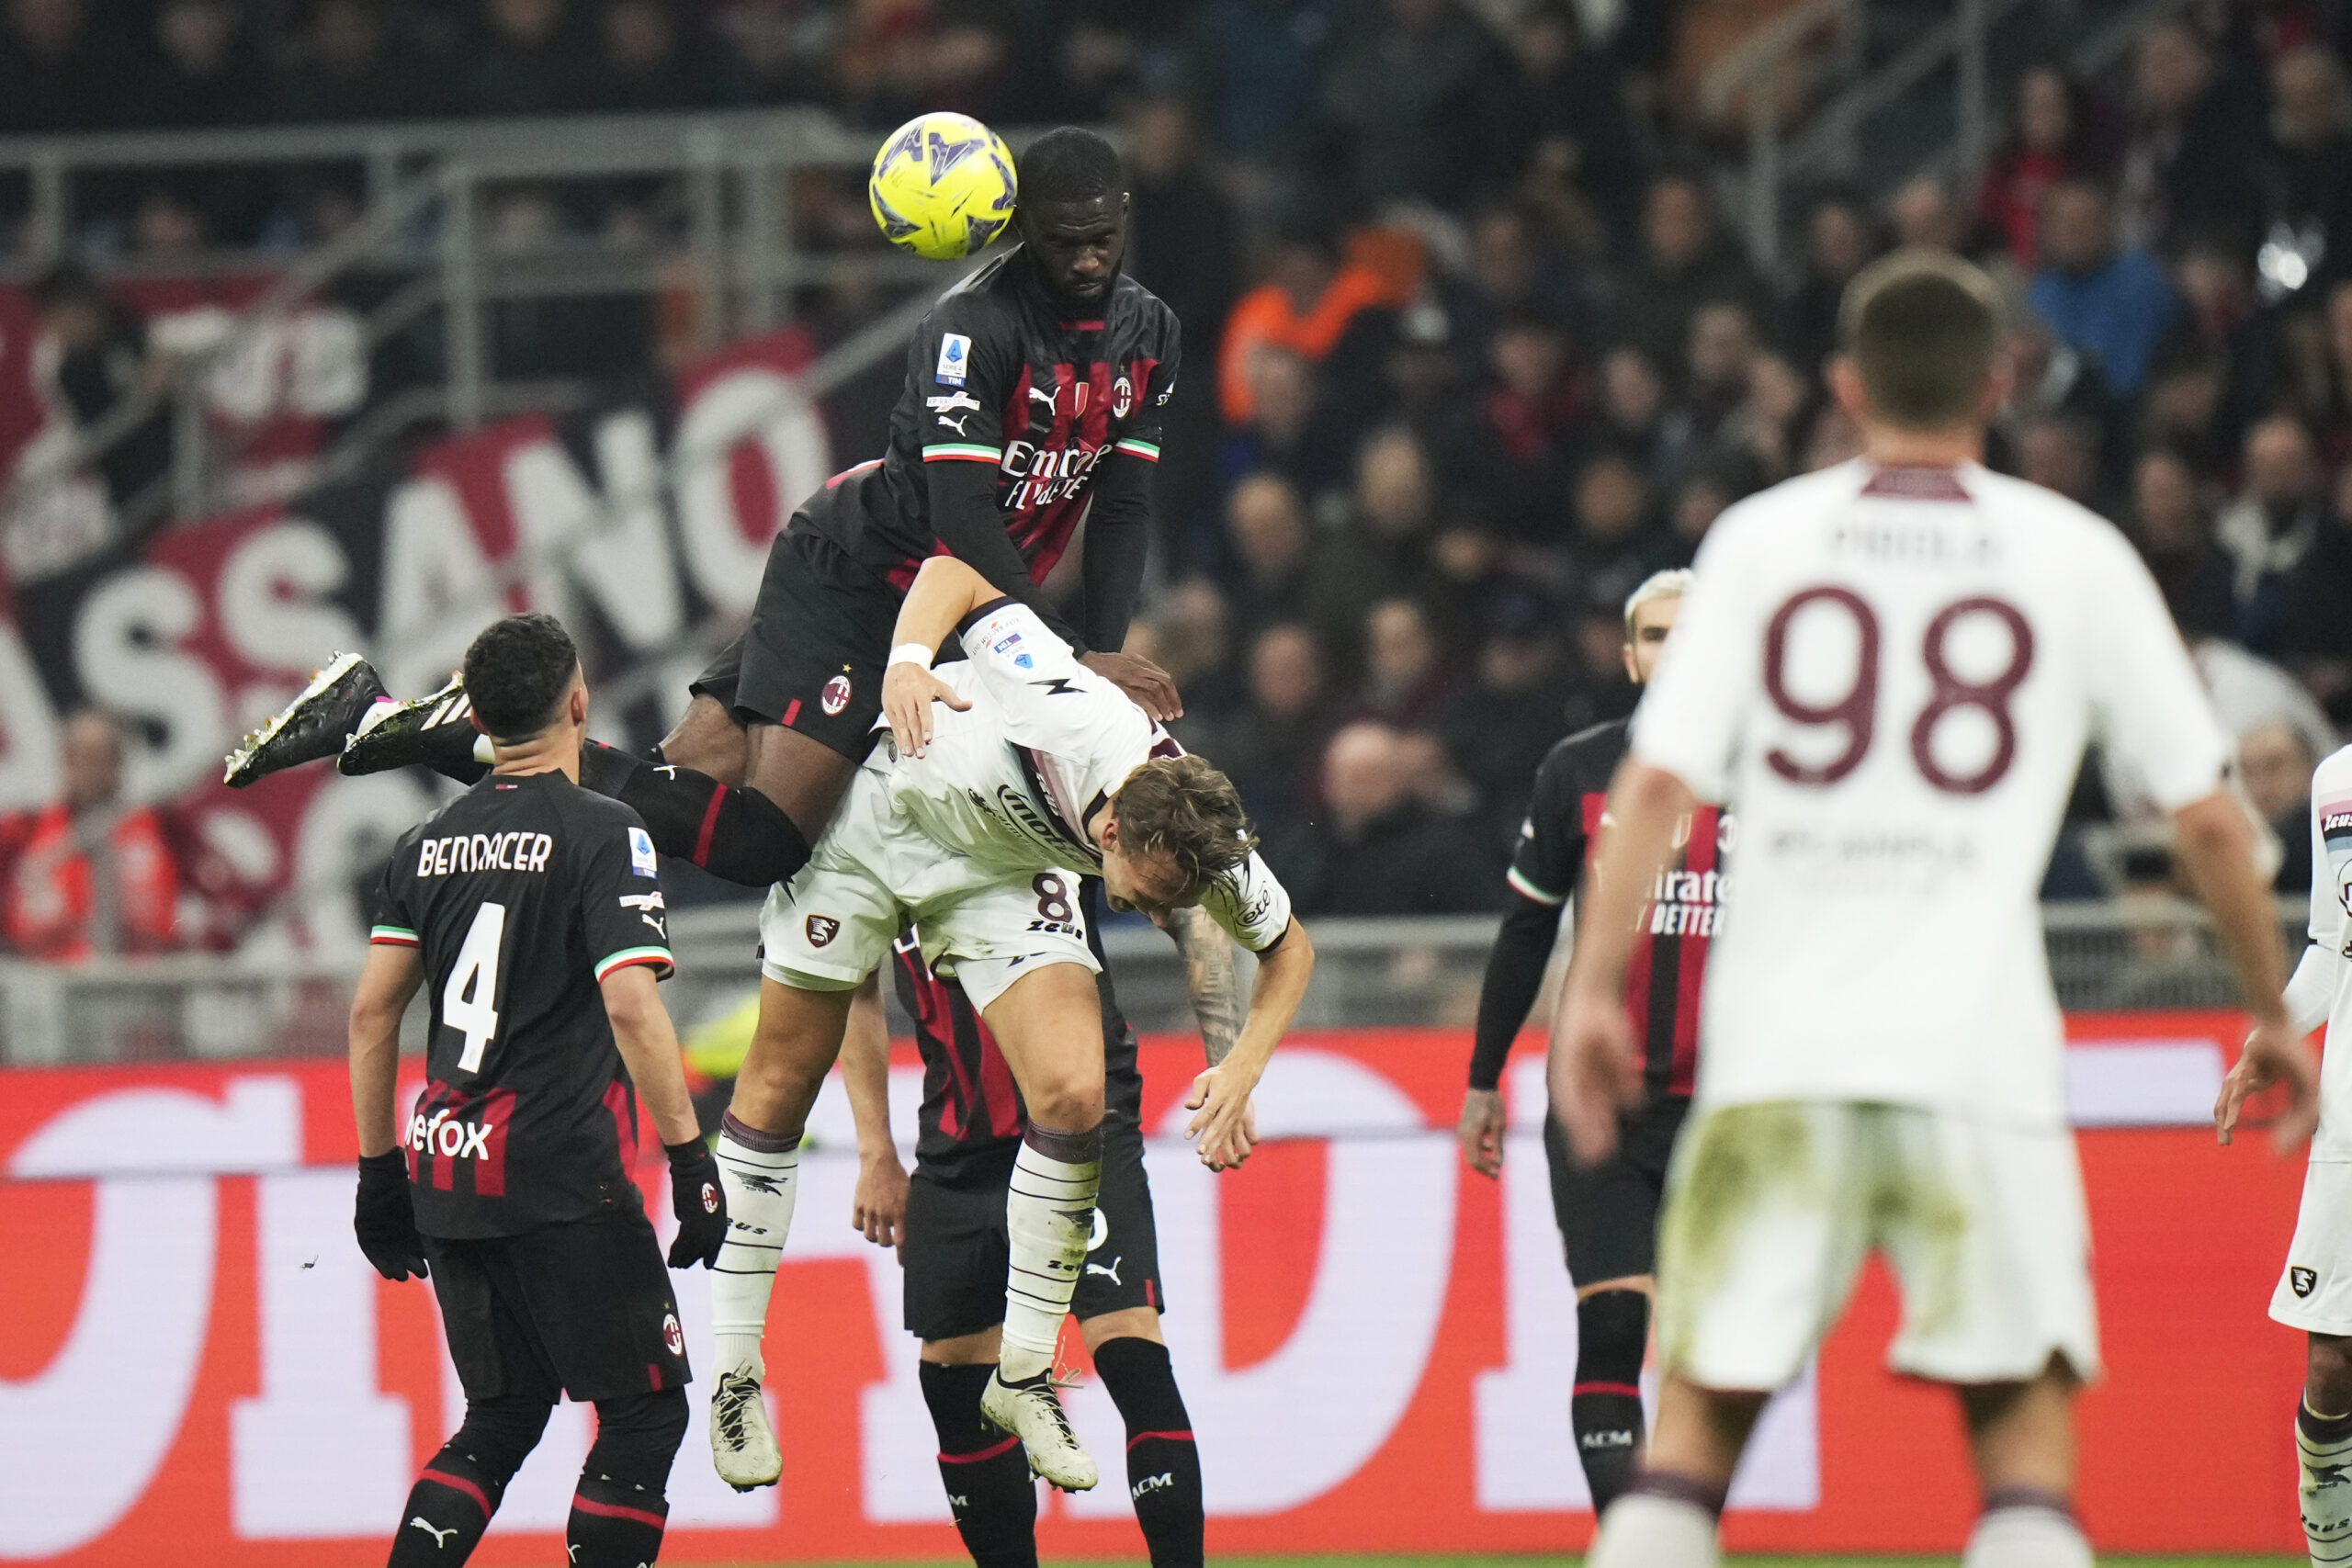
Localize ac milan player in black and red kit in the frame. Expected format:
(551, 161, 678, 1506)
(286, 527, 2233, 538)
(838, 885, 1230, 1568)
(1456, 569, 1730, 1515)
(346, 614, 729, 1568)
(225, 126, 1182, 904)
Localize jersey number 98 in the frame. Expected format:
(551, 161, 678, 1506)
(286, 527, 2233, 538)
(1762, 588, 2034, 795)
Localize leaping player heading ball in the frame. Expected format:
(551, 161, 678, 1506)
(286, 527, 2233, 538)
(1557, 250, 2319, 1564)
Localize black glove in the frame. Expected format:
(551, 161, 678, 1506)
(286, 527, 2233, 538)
(354, 1150, 427, 1280)
(666, 1138, 728, 1269)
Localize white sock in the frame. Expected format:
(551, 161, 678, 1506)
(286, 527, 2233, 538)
(711, 1112, 800, 1378)
(2301, 1402, 2352, 1565)
(1587, 1487, 1719, 1568)
(1962, 1492, 2093, 1568)
(998, 1122, 1102, 1382)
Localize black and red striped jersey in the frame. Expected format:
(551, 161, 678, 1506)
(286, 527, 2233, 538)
(800, 250, 1180, 593)
(1506, 719, 1733, 1099)
(369, 772, 675, 1237)
(891, 882, 1144, 1185)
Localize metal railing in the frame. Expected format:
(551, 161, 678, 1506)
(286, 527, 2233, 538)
(0, 898, 2301, 1066)
(0, 110, 1011, 533)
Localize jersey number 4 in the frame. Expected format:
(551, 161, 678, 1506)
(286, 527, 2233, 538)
(1763, 587, 2034, 794)
(445, 901, 507, 1073)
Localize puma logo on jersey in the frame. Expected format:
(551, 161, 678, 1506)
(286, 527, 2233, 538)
(409, 1518, 458, 1548)
(936, 412, 971, 434)
(1028, 385, 1057, 410)
(1086, 1256, 1123, 1285)
(620, 890, 667, 939)
(407, 1107, 493, 1162)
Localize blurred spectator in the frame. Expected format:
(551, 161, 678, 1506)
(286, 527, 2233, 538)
(1664, 457, 1753, 567)
(2119, 18, 2263, 249)
(1675, 299, 1759, 455)
(1218, 344, 1352, 506)
(1491, 2, 1640, 247)
(2152, 229, 2272, 457)
(1449, 203, 1590, 355)
(1782, 189, 1879, 374)
(1202, 620, 1333, 836)
(276, 0, 450, 121)
(2028, 176, 2180, 400)
(1219, 228, 1398, 428)
(1471, 313, 1582, 537)
(1568, 447, 1664, 615)
(1591, 342, 1688, 484)
(0, 0, 137, 131)
(1334, 424, 1441, 615)
(1720, 352, 1808, 484)
(136, 0, 271, 129)
(463, 0, 592, 117)
(2240, 716, 2318, 891)
(29, 265, 174, 518)
(1441, 590, 1574, 844)
(592, 0, 742, 110)
(2216, 412, 2330, 658)
(1190, 0, 1338, 167)
(1224, 470, 1317, 637)
(1317, 0, 1498, 214)
(1889, 175, 1965, 254)
(1976, 63, 2117, 269)
(2128, 446, 2233, 637)
(1283, 720, 1500, 914)
(1608, 168, 1770, 370)
(2255, 42, 2352, 307)
(1349, 596, 1454, 727)
(0, 710, 179, 961)
(2012, 410, 2109, 513)
(1126, 93, 1240, 357)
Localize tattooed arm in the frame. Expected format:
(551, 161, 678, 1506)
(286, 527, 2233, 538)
(1159, 904, 1242, 1067)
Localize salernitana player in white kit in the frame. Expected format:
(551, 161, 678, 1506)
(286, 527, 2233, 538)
(2231, 739, 2352, 1562)
(1555, 249, 2321, 1566)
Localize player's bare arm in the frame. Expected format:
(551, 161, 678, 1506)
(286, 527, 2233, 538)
(1456, 1087, 1508, 1179)
(1185, 918, 1314, 1171)
(841, 972, 909, 1253)
(1155, 904, 1260, 1160)
(1553, 759, 1698, 1166)
(348, 941, 429, 1281)
(2183, 792, 2322, 1149)
(604, 964, 731, 1269)
(880, 555, 995, 755)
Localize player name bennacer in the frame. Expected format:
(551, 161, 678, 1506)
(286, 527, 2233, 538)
(416, 830, 556, 876)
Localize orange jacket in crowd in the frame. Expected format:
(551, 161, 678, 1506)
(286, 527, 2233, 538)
(0, 803, 179, 961)
(1216, 228, 1423, 424)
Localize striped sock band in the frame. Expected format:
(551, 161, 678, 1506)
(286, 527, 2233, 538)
(2303, 1400, 2352, 1563)
(998, 1121, 1102, 1382)
(710, 1112, 800, 1377)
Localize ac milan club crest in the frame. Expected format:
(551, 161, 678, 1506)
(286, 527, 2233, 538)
(662, 1312, 684, 1356)
(820, 673, 853, 716)
(1112, 375, 1134, 418)
(806, 914, 841, 947)
(1072, 381, 1089, 416)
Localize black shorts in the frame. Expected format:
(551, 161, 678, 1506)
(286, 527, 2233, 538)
(425, 1207, 689, 1404)
(1543, 1093, 1690, 1287)
(901, 1125, 1163, 1342)
(689, 524, 896, 762)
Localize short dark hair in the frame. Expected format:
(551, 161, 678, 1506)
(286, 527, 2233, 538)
(1018, 127, 1124, 208)
(1837, 250, 2003, 430)
(1113, 754, 1258, 895)
(461, 614, 580, 742)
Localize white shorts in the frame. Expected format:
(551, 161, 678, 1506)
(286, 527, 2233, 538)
(757, 765, 1096, 1014)
(2272, 1160, 2352, 1334)
(1654, 1100, 2100, 1391)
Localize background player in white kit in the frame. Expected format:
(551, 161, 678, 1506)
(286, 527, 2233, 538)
(703, 554, 1314, 1495)
(1555, 250, 2320, 1566)
(2229, 739, 2352, 1562)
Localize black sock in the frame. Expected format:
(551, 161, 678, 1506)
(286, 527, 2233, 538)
(921, 1360, 1037, 1568)
(566, 1475, 666, 1568)
(578, 739, 810, 888)
(385, 1448, 505, 1566)
(1573, 1289, 1650, 1511)
(1093, 1337, 1203, 1568)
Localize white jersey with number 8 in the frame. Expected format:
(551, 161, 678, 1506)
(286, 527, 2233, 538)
(1634, 458, 2229, 1126)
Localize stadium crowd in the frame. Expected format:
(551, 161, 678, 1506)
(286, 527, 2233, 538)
(9, 0, 2352, 952)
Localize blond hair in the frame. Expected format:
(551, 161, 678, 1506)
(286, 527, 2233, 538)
(1624, 569, 1694, 642)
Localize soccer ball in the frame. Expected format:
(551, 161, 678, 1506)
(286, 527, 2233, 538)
(869, 112, 1018, 262)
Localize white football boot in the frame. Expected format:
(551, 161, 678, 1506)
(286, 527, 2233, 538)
(980, 1369, 1097, 1492)
(709, 1360, 782, 1492)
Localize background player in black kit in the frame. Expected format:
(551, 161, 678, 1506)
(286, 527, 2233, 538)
(345, 613, 730, 1568)
(841, 884, 1236, 1568)
(229, 125, 1184, 903)
(1456, 568, 1728, 1516)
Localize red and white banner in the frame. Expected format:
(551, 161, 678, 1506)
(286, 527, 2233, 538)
(0, 326, 830, 953)
(0, 1015, 2312, 1561)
